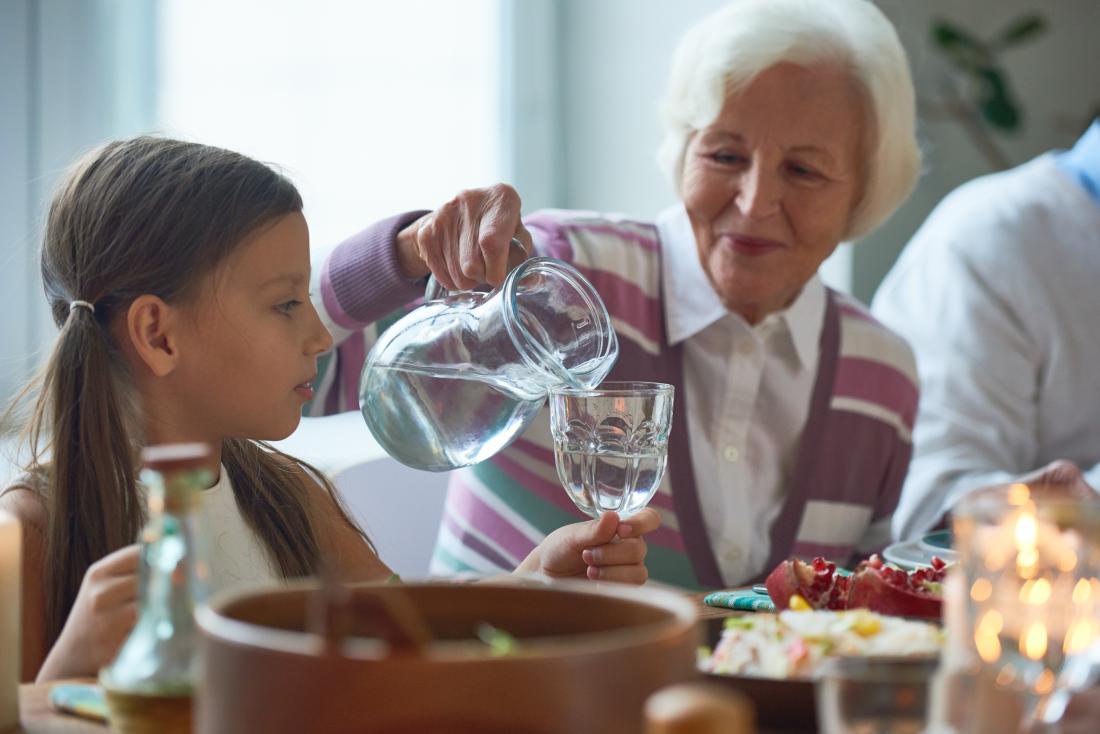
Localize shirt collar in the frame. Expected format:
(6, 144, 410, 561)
(658, 203, 826, 367)
(658, 203, 728, 345)
(780, 273, 825, 369)
(1056, 118, 1100, 204)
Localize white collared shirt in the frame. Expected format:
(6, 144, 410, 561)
(873, 155, 1100, 540)
(657, 204, 826, 586)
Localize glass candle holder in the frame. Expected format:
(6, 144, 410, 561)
(952, 485, 1100, 732)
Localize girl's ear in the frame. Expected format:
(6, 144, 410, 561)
(126, 295, 182, 377)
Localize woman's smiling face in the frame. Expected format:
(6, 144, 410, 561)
(680, 62, 866, 324)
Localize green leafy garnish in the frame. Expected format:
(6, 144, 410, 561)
(476, 623, 519, 657)
(723, 616, 756, 630)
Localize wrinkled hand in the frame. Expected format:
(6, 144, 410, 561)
(966, 460, 1097, 519)
(517, 509, 661, 585)
(1016, 459, 1096, 499)
(396, 183, 533, 291)
(37, 544, 140, 682)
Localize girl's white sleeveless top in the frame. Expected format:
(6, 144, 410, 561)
(139, 465, 281, 594)
(198, 466, 282, 593)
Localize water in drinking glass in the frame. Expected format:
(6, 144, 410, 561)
(554, 443, 668, 519)
(550, 382, 673, 520)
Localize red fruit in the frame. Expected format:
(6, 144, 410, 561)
(826, 574, 850, 610)
(764, 556, 843, 611)
(765, 553, 948, 620)
(846, 557, 943, 620)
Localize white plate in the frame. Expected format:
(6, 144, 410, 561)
(881, 538, 959, 570)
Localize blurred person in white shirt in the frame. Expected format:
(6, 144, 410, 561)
(873, 118, 1100, 541)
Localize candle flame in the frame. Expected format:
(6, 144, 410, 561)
(1017, 550, 1038, 579)
(1021, 622, 1048, 660)
(1020, 578, 1051, 605)
(979, 609, 1004, 635)
(1014, 509, 1039, 578)
(1015, 511, 1037, 546)
(975, 628, 1002, 663)
(1073, 578, 1093, 604)
(1063, 619, 1099, 655)
(970, 578, 993, 602)
(975, 610, 1004, 663)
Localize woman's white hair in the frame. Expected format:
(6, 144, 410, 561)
(657, 0, 921, 240)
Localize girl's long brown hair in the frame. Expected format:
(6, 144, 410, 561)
(11, 136, 367, 645)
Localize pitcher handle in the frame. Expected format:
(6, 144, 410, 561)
(423, 237, 530, 301)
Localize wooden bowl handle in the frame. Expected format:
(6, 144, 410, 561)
(308, 569, 432, 656)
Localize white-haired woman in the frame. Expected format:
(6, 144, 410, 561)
(311, 0, 922, 589)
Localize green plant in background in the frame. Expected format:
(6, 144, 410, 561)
(927, 12, 1047, 169)
(932, 13, 1046, 130)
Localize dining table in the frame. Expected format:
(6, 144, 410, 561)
(13, 591, 807, 734)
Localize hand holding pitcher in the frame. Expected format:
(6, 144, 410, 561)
(395, 184, 533, 291)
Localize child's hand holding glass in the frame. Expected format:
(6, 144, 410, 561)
(515, 508, 660, 584)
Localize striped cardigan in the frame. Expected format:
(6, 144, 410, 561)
(311, 210, 919, 590)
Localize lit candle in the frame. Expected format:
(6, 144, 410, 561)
(0, 509, 20, 729)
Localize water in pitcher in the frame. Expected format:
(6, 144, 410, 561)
(362, 362, 548, 472)
(553, 443, 667, 520)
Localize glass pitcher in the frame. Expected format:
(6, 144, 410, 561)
(360, 242, 619, 471)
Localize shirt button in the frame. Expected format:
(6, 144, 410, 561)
(737, 341, 756, 357)
(726, 548, 743, 562)
(723, 446, 740, 462)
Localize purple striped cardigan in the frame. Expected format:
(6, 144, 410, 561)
(311, 210, 919, 590)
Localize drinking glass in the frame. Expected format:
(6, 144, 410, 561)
(816, 656, 944, 734)
(952, 485, 1100, 733)
(549, 381, 673, 520)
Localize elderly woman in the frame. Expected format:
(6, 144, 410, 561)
(310, 0, 921, 589)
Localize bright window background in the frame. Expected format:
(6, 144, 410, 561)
(156, 0, 501, 259)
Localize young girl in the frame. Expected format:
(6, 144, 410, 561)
(0, 137, 659, 683)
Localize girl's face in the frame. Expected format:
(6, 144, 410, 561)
(169, 212, 333, 442)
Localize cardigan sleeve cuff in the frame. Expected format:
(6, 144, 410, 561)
(320, 210, 431, 330)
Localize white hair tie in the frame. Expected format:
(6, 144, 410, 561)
(69, 300, 96, 315)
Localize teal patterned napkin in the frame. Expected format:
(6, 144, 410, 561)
(49, 683, 109, 722)
(703, 588, 776, 612)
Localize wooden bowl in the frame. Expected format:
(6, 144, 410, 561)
(195, 579, 698, 734)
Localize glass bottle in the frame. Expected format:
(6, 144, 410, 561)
(100, 443, 214, 734)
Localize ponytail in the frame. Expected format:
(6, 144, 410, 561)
(10, 136, 318, 645)
(25, 301, 143, 644)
